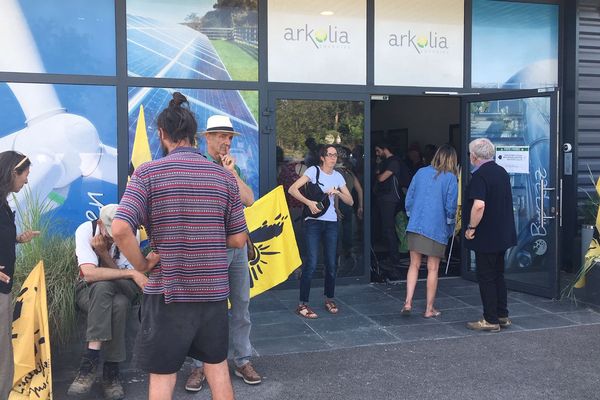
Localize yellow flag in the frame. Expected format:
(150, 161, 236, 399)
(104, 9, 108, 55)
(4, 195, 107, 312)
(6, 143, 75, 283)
(130, 105, 152, 244)
(244, 186, 301, 298)
(10, 261, 52, 400)
(130, 105, 152, 175)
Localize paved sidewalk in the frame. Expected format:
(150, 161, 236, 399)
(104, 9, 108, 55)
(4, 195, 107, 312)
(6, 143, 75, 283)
(53, 278, 600, 399)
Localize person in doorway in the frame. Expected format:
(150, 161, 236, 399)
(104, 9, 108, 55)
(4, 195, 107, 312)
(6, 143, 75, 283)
(68, 204, 147, 400)
(464, 138, 517, 332)
(185, 114, 261, 392)
(0, 152, 39, 400)
(288, 145, 354, 318)
(402, 145, 458, 318)
(112, 92, 248, 400)
(374, 142, 410, 269)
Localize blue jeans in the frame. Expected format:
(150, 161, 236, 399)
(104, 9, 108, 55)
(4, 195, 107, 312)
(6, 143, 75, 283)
(193, 245, 252, 368)
(300, 219, 339, 303)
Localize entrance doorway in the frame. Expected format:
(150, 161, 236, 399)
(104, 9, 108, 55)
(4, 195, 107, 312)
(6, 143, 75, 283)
(370, 95, 462, 280)
(370, 91, 560, 298)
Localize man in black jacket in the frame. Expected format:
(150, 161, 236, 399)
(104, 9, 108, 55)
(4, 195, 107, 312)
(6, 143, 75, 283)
(464, 138, 517, 332)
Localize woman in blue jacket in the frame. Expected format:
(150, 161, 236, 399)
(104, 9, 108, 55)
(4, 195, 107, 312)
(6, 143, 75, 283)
(402, 145, 458, 318)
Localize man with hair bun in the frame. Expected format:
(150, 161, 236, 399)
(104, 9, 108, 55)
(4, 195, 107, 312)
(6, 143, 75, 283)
(464, 138, 517, 333)
(112, 92, 248, 400)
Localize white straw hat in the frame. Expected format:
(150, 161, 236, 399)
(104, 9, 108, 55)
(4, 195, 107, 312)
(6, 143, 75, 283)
(202, 115, 241, 136)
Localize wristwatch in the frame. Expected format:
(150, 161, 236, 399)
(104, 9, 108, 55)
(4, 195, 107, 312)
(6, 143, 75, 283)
(467, 225, 477, 230)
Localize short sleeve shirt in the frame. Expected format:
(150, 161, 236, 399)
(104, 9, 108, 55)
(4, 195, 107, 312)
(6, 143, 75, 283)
(74, 221, 137, 270)
(303, 166, 347, 222)
(116, 147, 247, 303)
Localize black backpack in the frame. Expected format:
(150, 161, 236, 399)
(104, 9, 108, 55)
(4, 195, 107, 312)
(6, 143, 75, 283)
(300, 166, 330, 219)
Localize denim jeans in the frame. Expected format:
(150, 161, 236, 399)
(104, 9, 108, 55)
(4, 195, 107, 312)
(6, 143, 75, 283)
(0, 292, 14, 400)
(300, 219, 339, 303)
(378, 198, 401, 262)
(193, 245, 252, 368)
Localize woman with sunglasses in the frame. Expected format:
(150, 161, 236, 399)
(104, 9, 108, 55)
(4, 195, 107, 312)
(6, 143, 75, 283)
(0, 151, 40, 399)
(288, 145, 354, 319)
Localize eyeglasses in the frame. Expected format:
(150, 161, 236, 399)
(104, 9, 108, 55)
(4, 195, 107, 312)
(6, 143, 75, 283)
(326, 153, 338, 158)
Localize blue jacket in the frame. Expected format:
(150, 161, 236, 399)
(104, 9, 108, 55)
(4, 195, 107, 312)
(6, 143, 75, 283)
(405, 166, 458, 245)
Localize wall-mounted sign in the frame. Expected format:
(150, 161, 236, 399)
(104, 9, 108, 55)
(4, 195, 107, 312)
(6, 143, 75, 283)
(496, 145, 530, 174)
(268, 0, 366, 85)
(374, 0, 464, 88)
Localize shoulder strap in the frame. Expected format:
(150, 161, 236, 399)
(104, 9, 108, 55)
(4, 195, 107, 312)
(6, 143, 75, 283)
(314, 166, 323, 186)
(91, 219, 98, 236)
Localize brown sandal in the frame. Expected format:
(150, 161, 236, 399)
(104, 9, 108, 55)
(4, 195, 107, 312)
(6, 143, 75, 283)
(296, 304, 318, 319)
(325, 300, 339, 314)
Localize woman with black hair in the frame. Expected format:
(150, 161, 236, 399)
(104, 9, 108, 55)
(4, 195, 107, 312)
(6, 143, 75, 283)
(0, 151, 40, 399)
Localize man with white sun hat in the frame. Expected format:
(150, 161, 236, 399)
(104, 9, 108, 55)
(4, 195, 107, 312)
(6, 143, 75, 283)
(185, 115, 261, 391)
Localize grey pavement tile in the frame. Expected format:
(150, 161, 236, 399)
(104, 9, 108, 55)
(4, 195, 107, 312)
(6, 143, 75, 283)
(507, 301, 550, 317)
(451, 294, 483, 306)
(368, 313, 440, 327)
(336, 291, 395, 305)
(321, 326, 399, 348)
(508, 291, 554, 304)
(250, 320, 315, 340)
(305, 315, 374, 333)
(249, 297, 286, 313)
(250, 309, 302, 325)
(346, 299, 404, 315)
(269, 288, 301, 302)
(386, 322, 465, 342)
(510, 314, 577, 330)
(409, 296, 474, 311)
(531, 299, 590, 314)
(436, 307, 481, 323)
(437, 277, 478, 288)
(439, 285, 482, 297)
(251, 332, 331, 356)
(336, 284, 384, 295)
(558, 310, 600, 325)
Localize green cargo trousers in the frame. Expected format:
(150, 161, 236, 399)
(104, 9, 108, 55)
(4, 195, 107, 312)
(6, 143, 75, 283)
(75, 279, 139, 363)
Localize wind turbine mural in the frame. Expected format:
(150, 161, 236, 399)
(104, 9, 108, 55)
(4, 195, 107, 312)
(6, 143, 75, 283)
(0, 0, 117, 225)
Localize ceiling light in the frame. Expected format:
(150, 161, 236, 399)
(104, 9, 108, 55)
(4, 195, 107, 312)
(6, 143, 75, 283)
(320, 11, 334, 16)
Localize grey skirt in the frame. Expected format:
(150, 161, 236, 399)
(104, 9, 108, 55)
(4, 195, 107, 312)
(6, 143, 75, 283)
(407, 232, 446, 258)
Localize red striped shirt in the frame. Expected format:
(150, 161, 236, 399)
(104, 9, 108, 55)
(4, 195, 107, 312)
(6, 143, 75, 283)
(116, 147, 247, 303)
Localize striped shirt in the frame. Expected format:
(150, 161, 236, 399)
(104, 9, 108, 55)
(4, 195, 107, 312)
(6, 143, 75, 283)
(116, 147, 247, 303)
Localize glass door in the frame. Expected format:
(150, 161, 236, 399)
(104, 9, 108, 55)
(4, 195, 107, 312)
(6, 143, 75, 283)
(460, 89, 560, 298)
(265, 91, 369, 282)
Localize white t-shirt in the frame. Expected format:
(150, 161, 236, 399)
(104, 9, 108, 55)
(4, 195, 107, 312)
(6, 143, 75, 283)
(75, 220, 138, 270)
(303, 166, 347, 222)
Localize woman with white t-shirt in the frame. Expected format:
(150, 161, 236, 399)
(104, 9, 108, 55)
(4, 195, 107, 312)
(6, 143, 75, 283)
(288, 145, 354, 319)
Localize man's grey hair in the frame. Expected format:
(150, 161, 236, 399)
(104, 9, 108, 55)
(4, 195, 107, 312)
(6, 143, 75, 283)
(469, 138, 495, 160)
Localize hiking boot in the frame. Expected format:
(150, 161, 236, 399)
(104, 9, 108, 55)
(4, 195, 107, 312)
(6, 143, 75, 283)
(67, 356, 98, 395)
(466, 318, 501, 333)
(102, 365, 125, 400)
(235, 362, 262, 385)
(498, 317, 512, 328)
(184, 367, 205, 392)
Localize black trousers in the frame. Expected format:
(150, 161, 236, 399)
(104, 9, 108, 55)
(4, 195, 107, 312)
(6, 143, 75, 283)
(475, 251, 509, 324)
(377, 198, 401, 262)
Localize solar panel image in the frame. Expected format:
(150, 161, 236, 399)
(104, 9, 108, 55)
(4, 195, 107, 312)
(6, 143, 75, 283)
(128, 86, 259, 197)
(126, 12, 259, 195)
(127, 14, 232, 80)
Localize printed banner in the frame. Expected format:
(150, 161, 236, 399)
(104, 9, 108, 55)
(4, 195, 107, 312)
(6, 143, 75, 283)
(244, 186, 301, 297)
(268, 0, 367, 84)
(374, 0, 464, 87)
(10, 261, 52, 400)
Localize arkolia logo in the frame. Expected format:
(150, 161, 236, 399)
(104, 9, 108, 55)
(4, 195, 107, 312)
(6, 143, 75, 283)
(388, 30, 448, 54)
(284, 24, 350, 49)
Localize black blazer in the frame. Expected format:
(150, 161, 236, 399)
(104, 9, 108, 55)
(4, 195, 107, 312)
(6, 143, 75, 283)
(0, 202, 17, 294)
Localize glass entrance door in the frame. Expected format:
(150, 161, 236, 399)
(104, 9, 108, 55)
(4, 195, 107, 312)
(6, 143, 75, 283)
(461, 89, 560, 298)
(266, 92, 368, 282)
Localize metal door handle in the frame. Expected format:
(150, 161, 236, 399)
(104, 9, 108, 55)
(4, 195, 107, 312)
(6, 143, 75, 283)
(539, 178, 555, 229)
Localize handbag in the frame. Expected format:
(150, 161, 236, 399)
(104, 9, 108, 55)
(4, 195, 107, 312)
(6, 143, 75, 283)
(300, 166, 330, 219)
